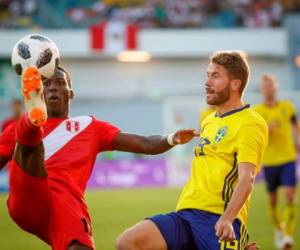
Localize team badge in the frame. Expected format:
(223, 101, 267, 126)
(214, 126, 228, 144)
(66, 120, 80, 133)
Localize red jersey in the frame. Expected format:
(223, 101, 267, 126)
(0, 115, 120, 208)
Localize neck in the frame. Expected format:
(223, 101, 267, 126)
(13, 113, 21, 119)
(216, 97, 244, 116)
(264, 97, 277, 106)
(47, 110, 70, 119)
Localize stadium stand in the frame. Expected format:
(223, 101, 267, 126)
(1, 0, 300, 29)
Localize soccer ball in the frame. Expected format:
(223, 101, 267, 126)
(11, 34, 60, 79)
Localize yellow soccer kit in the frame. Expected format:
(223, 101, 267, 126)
(176, 104, 268, 226)
(254, 100, 297, 166)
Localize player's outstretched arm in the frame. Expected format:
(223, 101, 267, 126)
(215, 162, 255, 242)
(112, 129, 198, 155)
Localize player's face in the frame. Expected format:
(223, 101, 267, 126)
(11, 101, 22, 117)
(205, 63, 231, 105)
(261, 79, 277, 100)
(43, 69, 73, 118)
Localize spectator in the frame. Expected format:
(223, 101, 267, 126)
(1, 99, 23, 132)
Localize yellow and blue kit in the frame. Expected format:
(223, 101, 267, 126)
(149, 105, 268, 250)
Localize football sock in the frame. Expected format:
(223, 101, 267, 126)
(16, 113, 43, 147)
(269, 204, 282, 230)
(283, 203, 296, 236)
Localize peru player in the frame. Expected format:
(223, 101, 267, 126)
(0, 66, 197, 250)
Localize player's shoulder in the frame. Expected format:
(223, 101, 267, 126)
(252, 102, 264, 110)
(279, 99, 295, 108)
(86, 115, 120, 131)
(242, 106, 268, 129)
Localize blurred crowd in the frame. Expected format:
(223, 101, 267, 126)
(0, 0, 300, 29)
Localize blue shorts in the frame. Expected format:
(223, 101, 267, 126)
(149, 209, 249, 250)
(263, 161, 297, 192)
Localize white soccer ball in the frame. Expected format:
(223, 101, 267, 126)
(11, 34, 60, 79)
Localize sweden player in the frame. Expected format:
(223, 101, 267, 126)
(116, 51, 268, 250)
(254, 74, 299, 249)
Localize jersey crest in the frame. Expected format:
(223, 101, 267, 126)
(214, 126, 228, 144)
(66, 120, 80, 133)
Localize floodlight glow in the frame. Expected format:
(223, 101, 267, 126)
(117, 51, 151, 62)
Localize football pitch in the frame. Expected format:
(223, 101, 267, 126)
(0, 183, 299, 250)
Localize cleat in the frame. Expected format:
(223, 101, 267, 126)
(281, 235, 294, 250)
(21, 67, 47, 126)
(275, 229, 283, 249)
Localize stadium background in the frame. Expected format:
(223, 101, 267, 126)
(0, 0, 300, 249)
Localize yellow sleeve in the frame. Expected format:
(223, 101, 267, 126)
(236, 121, 268, 172)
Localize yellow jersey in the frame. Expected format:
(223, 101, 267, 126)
(176, 105, 268, 226)
(253, 100, 297, 166)
(199, 106, 215, 129)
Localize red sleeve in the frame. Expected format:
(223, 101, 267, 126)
(94, 119, 120, 152)
(0, 123, 17, 159)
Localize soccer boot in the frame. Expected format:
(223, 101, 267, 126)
(275, 229, 284, 249)
(281, 235, 294, 250)
(22, 67, 47, 126)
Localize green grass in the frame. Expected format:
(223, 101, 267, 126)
(0, 183, 299, 249)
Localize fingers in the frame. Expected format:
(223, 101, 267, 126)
(193, 130, 200, 137)
(179, 129, 200, 137)
(173, 129, 199, 144)
(216, 226, 236, 242)
(246, 242, 260, 250)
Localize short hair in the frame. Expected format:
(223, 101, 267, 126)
(210, 51, 250, 95)
(11, 98, 22, 105)
(57, 66, 72, 88)
(261, 73, 277, 84)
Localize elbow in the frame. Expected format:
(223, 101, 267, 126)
(246, 175, 255, 192)
(138, 144, 158, 155)
(239, 174, 255, 194)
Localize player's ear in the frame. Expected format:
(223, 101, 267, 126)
(69, 89, 74, 100)
(231, 79, 241, 92)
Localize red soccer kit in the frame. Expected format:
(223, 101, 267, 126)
(0, 116, 120, 250)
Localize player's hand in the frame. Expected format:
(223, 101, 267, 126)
(215, 217, 236, 242)
(173, 129, 199, 145)
(246, 242, 260, 250)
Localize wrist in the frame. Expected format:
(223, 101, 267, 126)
(167, 133, 175, 146)
(220, 213, 234, 224)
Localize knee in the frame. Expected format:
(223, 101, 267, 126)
(268, 192, 277, 206)
(284, 189, 296, 204)
(285, 195, 295, 205)
(115, 231, 139, 250)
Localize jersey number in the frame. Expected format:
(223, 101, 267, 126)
(195, 137, 210, 156)
(220, 240, 238, 250)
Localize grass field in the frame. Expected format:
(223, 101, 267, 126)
(0, 183, 299, 250)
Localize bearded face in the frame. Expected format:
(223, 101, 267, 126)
(205, 63, 232, 106)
